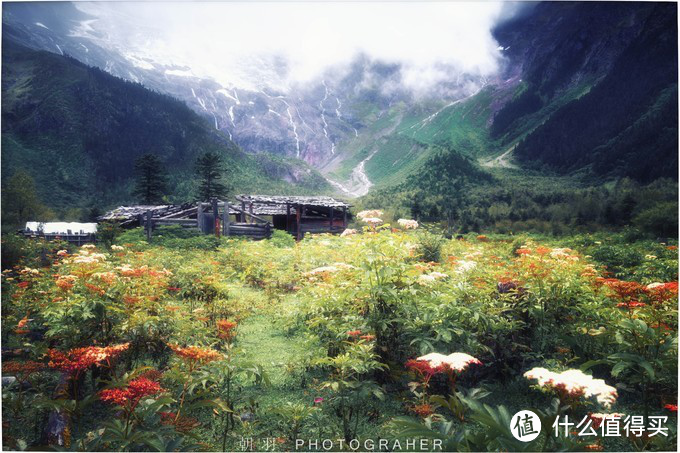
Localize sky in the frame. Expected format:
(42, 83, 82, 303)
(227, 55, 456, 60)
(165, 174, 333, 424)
(75, 1, 514, 93)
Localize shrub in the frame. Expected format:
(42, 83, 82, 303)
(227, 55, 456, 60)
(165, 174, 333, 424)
(415, 231, 444, 262)
(269, 229, 295, 248)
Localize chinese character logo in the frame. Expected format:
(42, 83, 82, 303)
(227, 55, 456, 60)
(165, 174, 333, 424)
(511, 410, 542, 442)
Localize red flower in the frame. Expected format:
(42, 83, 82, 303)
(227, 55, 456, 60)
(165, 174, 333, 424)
(604, 279, 643, 301)
(646, 282, 678, 305)
(17, 281, 29, 288)
(664, 404, 678, 412)
(167, 286, 181, 292)
(616, 301, 646, 309)
(100, 377, 163, 409)
(405, 359, 446, 382)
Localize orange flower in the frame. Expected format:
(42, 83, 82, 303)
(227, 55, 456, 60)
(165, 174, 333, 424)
(535, 246, 551, 256)
(216, 320, 238, 342)
(346, 330, 362, 337)
(411, 403, 434, 417)
(123, 296, 140, 305)
(55, 275, 77, 291)
(167, 343, 221, 365)
(360, 334, 376, 341)
(2, 360, 45, 380)
(17, 315, 30, 329)
(48, 343, 130, 375)
(84, 283, 105, 295)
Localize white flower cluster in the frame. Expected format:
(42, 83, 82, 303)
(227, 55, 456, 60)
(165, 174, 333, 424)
(418, 272, 449, 285)
(304, 263, 355, 277)
(340, 228, 358, 237)
(417, 352, 482, 372)
(550, 248, 573, 259)
(397, 219, 419, 230)
(524, 367, 618, 408)
(455, 260, 477, 274)
(20, 267, 40, 275)
(356, 210, 383, 220)
(357, 210, 384, 226)
(111, 245, 125, 251)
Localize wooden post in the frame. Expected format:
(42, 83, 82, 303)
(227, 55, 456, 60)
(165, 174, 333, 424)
(146, 210, 153, 240)
(197, 203, 204, 232)
(343, 206, 347, 229)
(296, 204, 301, 241)
(286, 203, 291, 232)
(265, 222, 271, 239)
(224, 202, 230, 236)
(249, 202, 254, 224)
(212, 199, 220, 237)
(241, 201, 246, 222)
(329, 206, 334, 231)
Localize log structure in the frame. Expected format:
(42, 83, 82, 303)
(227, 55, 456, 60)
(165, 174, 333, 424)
(98, 195, 351, 241)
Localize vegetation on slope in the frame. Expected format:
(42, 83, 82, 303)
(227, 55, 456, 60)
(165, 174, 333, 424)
(1, 41, 330, 224)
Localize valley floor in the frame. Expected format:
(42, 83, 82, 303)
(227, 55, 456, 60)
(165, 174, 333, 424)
(1, 227, 677, 451)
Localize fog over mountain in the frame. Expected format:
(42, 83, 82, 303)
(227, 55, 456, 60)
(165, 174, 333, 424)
(74, 1, 510, 95)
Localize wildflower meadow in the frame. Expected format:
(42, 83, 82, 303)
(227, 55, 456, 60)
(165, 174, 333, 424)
(1, 222, 677, 451)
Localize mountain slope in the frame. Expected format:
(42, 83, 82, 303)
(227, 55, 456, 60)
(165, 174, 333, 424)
(489, 2, 678, 180)
(353, 1, 678, 191)
(1, 40, 330, 213)
(509, 3, 678, 181)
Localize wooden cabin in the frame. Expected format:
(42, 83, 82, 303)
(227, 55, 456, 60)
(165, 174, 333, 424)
(234, 195, 350, 240)
(99, 195, 351, 240)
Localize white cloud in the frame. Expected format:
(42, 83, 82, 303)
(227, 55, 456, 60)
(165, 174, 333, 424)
(76, 1, 506, 92)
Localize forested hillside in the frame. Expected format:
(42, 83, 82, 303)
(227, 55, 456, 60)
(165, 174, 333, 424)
(494, 2, 678, 180)
(1, 40, 329, 222)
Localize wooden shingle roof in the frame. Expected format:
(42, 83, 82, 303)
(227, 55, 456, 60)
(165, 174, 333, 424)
(235, 195, 350, 208)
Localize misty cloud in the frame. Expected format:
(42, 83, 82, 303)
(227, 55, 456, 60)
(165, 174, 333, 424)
(75, 1, 509, 93)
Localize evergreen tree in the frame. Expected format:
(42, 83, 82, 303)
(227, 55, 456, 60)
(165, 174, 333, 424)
(1, 170, 50, 226)
(133, 154, 168, 204)
(195, 152, 230, 201)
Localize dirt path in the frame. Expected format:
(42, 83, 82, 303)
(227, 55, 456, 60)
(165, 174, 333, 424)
(481, 144, 519, 169)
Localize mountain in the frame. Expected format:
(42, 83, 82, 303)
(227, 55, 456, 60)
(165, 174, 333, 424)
(492, 1, 678, 182)
(349, 1, 678, 189)
(1, 39, 330, 214)
(2, 1, 677, 211)
(1, 1, 486, 194)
